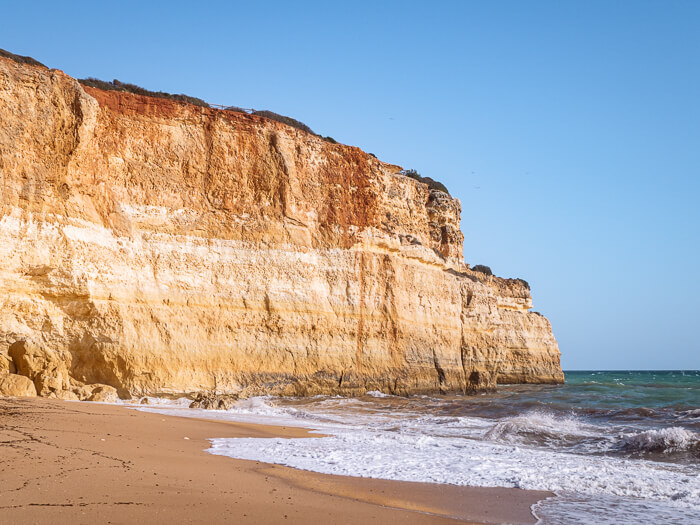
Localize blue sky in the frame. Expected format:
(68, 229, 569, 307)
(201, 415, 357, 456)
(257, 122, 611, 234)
(2, 1, 698, 369)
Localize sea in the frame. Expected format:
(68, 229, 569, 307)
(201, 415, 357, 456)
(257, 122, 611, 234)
(134, 371, 700, 524)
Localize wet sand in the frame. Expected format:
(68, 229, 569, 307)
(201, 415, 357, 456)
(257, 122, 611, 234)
(0, 397, 551, 524)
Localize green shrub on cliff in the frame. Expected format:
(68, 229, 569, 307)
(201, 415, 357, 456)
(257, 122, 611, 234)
(226, 107, 331, 141)
(401, 169, 450, 194)
(471, 265, 493, 276)
(78, 78, 210, 108)
(515, 278, 530, 290)
(78, 78, 321, 139)
(77, 77, 319, 141)
(251, 110, 315, 135)
(0, 48, 46, 68)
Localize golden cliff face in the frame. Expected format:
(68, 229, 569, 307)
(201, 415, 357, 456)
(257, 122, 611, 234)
(0, 56, 563, 398)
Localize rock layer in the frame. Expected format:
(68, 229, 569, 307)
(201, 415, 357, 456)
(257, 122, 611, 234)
(0, 56, 563, 398)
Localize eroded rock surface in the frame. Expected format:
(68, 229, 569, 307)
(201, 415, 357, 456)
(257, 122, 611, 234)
(0, 374, 37, 397)
(0, 354, 15, 374)
(0, 56, 563, 399)
(8, 340, 71, 396)
(86, 384, 119, 403)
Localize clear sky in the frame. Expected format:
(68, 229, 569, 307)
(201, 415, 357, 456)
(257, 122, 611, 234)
(2, 1, 698, 370)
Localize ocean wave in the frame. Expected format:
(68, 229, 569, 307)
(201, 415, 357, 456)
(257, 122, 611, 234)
(115, 396, 192, 408)
(618, 427, 700, 454)
(365, 390, 391, 398)
(138, 396, 192, 407)
(207, 427, 700, 513)
(484, 411, 600, 445)
(678, 409, 700, 419)
(226, 397, 293, 416)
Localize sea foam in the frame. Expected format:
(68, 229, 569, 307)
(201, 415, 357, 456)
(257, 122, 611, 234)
(484, 410, 601, 445)
(207, 429, 699, 509)
(134, 394, 700, 523)
(198, 400, 700, 523)
(619, 427, 700, 453)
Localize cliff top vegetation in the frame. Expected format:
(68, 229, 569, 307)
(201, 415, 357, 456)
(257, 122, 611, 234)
(0, 48, 46, 68)
(1, 48, 449, 194)
(78, 77, 210, 108)
(402, 170, 450, 195)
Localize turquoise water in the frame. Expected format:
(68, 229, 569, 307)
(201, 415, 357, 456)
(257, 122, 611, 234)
(475, 370, 699, 414)
(459, 370, 700, 464)
(562, 370, 700, 412)
(476, 370, 699, 421)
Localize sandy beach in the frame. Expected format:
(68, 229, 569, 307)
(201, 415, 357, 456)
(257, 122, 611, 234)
(0, 397, 550, 524)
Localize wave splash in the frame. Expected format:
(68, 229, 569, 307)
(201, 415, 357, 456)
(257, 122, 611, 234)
(619, 427, 700, 453)
(484, 410, 600, 446)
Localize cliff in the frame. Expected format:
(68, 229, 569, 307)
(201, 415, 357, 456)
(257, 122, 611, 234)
(0, 55, 563, 399)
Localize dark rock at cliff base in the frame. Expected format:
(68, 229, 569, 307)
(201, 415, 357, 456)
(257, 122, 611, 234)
(189, 393, 240, 410)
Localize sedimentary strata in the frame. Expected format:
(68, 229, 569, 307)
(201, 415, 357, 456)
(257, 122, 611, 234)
(0, 55, 563, 399)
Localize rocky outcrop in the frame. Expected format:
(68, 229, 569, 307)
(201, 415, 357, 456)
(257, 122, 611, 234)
(9, 340, 71, 396)
(0, 373, 37, 397)
(0, 55, 563, 399)
(84, 384, 119, 403)
(189, 392, 239, 410)
(0, 354, 16, 374)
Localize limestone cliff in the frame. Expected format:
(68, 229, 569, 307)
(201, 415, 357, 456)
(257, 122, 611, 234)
(0, 56, 563, 398)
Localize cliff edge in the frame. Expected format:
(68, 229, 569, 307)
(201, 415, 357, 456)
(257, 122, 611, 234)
(0, 55, 563, 398)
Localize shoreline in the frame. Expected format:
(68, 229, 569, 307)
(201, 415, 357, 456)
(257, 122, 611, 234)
(0, 397, 551, 524)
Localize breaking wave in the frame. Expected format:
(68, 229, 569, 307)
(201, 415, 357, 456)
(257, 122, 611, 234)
(484, 410, 600, 446)
(618, 427, 700, 454)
